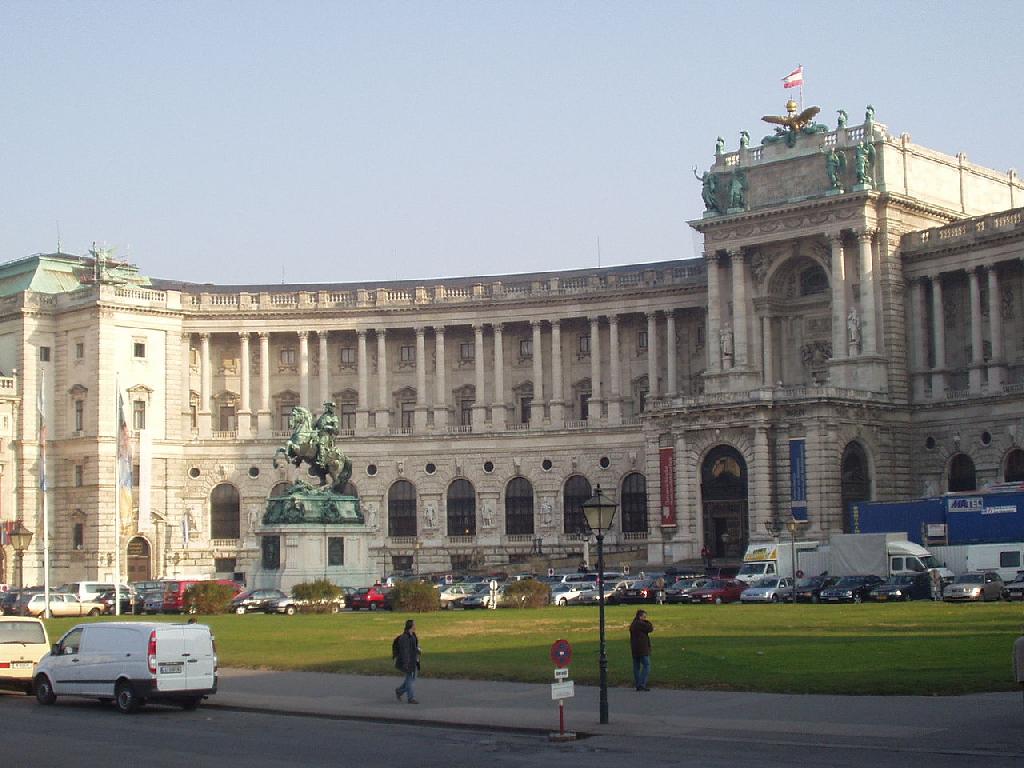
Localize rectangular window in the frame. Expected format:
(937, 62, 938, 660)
(75, 341, 85, 360)
(401, 402, 415, 429)
(460, 399, 474, 426)
(132, 400, 146, 431)
(340, 403, 356, 430)
(190, 404, 198, 430)
(1000, 551, 1022, 569)
(638, 388, 648, 413)
(214, 557, 237, 574)
(279, 348, 296, 366)
(579, 393, 590, 421)
(638, 330, 648, 350)
(73, 522, 84, 550)
(697, 324, 705, 347)
(460, 342, 475, 361)
(579, 335, 590, 355)
(39, 346, 51, 362)
(219, 405, 236, 431)
(400, 345, 416, 363)
(520, 396, 532, 424)
(327, 537, 345, 566)
(340, 346, 356, 365)
(132, 463, 140, 487)
(133, 341, 146, 358)
(74, 464, 83, 487)
(279, 406, 294, 431)
(519, 339, 533, 358)
(74, 400, 84, 432)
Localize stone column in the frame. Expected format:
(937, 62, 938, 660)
(762, 315, 775, 386)
(607, 315, 621, 424)
(531, 320, 544, 428)
(376, 329, 390, 431)
(472, 323, 486, 430)
(706, 253, 722, 373)
(549, 320, 563, 427)
(298, 331, 310, 409)
(433, 327, 448, 429)
(318, 331, 330, 409)
(988, 266, 1006, 387)
(909, 280, 927, 400)
(589, 316, 602, 420)
(829, 234, 847, 360)
(356, 329, 369, 431)
(730, 250, 748, 368)
(857, 229, 877, 355)
(647, 312, 659, 398)
(257, 332, 271, 435)
(238, 332, 252, 434)
(665, 311, 677, 396)
(198, 333, 212, 435)
(969, 267, 985, 393)
(930, 275, 947, 397)
(752, 425, 771, 536)
(492, 323, 506, 428)
(415, 326, 428, 431)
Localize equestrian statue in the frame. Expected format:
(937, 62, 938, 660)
(273, 401, 353, 494)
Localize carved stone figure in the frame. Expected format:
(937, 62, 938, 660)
(720, 325, 734, 357)
(541, 501, 554, 528)
(728, 170, 746, 209)
(365, 502, 378, 531)
(739, 130, 750, 149)
(694, 167, 720, 213)
(715, 136, 725, 155)
(482, 500, 496, 528)
(847, 308, 861, 348)
(837, 109, 848, 129)
(823, 146, 846, 190)
(424, 502, 437, 529)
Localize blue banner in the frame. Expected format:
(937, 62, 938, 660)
(789, 438, 808, 521)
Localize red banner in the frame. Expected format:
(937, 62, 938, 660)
(659, 447, 676, 527)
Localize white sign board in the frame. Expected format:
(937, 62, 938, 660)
(551, 680, 575, 700)
(554, 667, 569, 680)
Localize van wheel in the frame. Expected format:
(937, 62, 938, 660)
(89, 608, 101, 616)
(35, 675, 56, 705)
(115, 681, 141, 714)
(285, 605, 297, 616)
(180, 696, 203, 711)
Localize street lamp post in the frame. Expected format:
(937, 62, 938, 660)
(9, 521, 33, 590)
(765, 517, 809, 600)
(581, 484, 617, 726)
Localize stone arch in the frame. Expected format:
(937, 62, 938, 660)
(447, 478, 476, 536)
(840, 441, 872, 533)
(700, 444, 748, 558)
(210, 482, 241, 539)
(1004, 448, 1024, 482)
(387, 479, 417, 537)
(504, 476, 534, 536)
(562, 475, 592, 535)
(948, 453, 977, 492)
(126, 535, 152, 582)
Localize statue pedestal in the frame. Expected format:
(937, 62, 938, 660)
(851, 183, 872, 192)
(254, 522, 375, 592)
(824, 188, 844, 197)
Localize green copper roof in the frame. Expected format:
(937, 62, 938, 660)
(0, 253, 149, 298)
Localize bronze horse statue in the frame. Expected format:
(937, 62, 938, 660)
(272, 406, 352, 494)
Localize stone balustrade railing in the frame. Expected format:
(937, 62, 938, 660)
(903, 207, 1024, 250)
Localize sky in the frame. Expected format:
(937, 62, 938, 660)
(2, 2, 1022, 286)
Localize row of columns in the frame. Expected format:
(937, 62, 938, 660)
(192, 312, 681, 434)
(910, 264, 1007, 398)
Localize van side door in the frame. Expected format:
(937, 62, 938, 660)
(48, 627, 86, 695)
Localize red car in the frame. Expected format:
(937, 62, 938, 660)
(349, 585, 392, 611)
(687, 579, 746, 604)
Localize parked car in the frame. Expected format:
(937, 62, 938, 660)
(161, 579, 241, 614)
(35, 621, 217, 713)
(687, 579, 747, 604)
(550, 583, 599, 606)
(22, 593, 104, 618)
(0, 616, 49, 694)
(868, 573, 933, 602)
(613, 578, 662, 604)
(790, 576, 840, 603)
(142, 592, 165, 615)
(461, 585, 508, 609)
(95, 590, 134, 615)
(819, 575, 884, 603)
(266, 591, 346, 615)
(0, 589, 24, 616)
(349, 585, 392, 611)
(740, 577, 795, 603)
(130, 581, 166, 614)
(1002, 570, 1024, 601)
(943, 571, 1004, 602)
(230, 589, 288, 614)
(59, 581, 131, 604)
(439, 583, 484, 609)
(664, 577, 711, 604)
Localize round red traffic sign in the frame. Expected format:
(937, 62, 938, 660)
(795, 569, 804, 579)
(550, 638, 572, 668)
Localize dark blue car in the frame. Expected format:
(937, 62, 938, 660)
(868, 573, 932, 602)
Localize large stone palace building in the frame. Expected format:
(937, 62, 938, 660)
(2, 105, 1024, 588)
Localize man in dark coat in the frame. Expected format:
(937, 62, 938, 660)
(629, 609, 654, 691)
(393, 619, 420, 704)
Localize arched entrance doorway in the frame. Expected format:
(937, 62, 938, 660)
(126, 536, 152, 582)
(841, 442, 871, 533)
(701, 446, 748, 559)
(948, 453, 977, 492)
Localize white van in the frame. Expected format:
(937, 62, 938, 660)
(34, 621, 217, 713)
(60, 581, 132, 603)
(0, 616, 49, 694)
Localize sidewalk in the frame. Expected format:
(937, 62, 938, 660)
(213, 668, 1024, 756)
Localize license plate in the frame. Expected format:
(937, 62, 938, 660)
(159, 662, 184, 674)
(11, 662, 32, 670)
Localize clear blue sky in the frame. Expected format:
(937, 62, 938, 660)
(2, 2, 1021, 285)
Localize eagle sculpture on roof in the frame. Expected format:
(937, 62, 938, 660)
(762, 101, 821, 132)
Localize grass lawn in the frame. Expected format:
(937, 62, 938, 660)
(43, 601, 1024, 695)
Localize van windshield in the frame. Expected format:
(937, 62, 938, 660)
(0, 620, 46, 644)
(738, 563, 767, 577)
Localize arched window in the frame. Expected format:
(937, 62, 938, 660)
(388, 480, 417, 537)
(269, 481, 291, 498)
(948, 453, 977, 492)
(841, 442, 871, 533)
(505, 477, 534, 535)
(563, 475, 592, 534)
(620, 473, 648, 533)
(447, 479, 476, 536)
(210, 483, 240, 539)
(341, 481, 358, 497)
(1005, 449, 1024, 482)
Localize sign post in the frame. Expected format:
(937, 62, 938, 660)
(549, 639, 575, 741)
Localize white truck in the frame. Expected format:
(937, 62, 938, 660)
(739, 533, 952, 584)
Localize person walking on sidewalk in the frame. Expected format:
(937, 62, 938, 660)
(393, 619, 420, 704)
(630, 609, 654, 692)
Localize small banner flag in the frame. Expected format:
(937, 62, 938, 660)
(782, 65, 803, 89)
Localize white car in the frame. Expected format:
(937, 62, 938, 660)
(740, 577, 795, 603)
(551, 583, 599, 606)
(23, 593, 104, 618)
(439, 583, 484, 609)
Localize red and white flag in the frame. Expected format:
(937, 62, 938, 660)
(782, 66, 803, 89)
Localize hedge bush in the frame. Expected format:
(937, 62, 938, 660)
(293, 578, 342, 602)
(390, 580, 440, 612)
(503, 579, 550, 608)
(185, 582, 237, 614)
